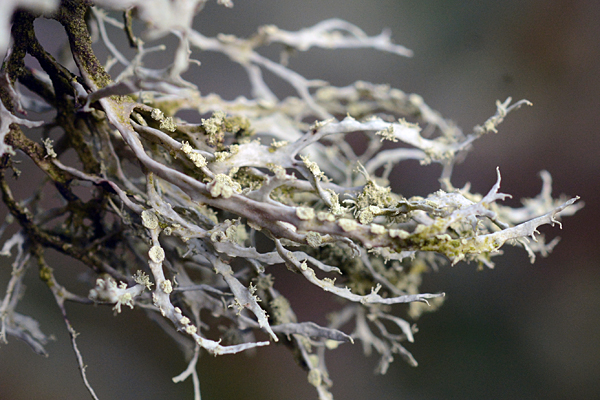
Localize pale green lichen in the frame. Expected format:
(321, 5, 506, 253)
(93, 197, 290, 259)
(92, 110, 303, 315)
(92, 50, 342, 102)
(160, 116, 177, 132)
(317, 211, 336, 222)
(185, 324, 198, 335)
(322, 277, 336, 287)
(149, 245, 165, 263)
(214, 145, 239, 162)
(151, 108, 165, 121)
(296, 206, 315, 220)
(267, 163, 287, 179)
(133, 271, 153, 290)
(181, 141, 208, 168)
(356, 180, 394, 209)
(208, 174, 242, 198)
(202, 111, 230, 147)
(113, 290, 134, 313)
(301, 155, 325, 180)
(307, 368, 322, 387)
(141, 209, 159, 230)
(326, 189, 344, 215)
(270, 139, 289, 150)
(42, 138, 57, 158)
(223, 115, 252, 136)
(132, 112, 147, 126)
(306, 231, 322, 248)
(389, 229, 410, 239)
(338, 218, 358, 232)
(202, 110, 226, 135)
(398, 117, 420, 130)
(309, 118, 335, 130)
(226, 222, 248, 244)
(160, 279, 173, 294)
(357, 205, 381, 224)
(270, 296, 292, 324)
(370, 223, 386, 235)
(375, 125, 397, 142)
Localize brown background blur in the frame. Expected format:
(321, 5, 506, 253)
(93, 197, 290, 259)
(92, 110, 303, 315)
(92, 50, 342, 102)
(1, 1, 598, 399)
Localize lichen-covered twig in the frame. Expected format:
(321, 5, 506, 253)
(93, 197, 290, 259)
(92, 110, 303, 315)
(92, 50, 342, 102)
(0, 1, 581, 399)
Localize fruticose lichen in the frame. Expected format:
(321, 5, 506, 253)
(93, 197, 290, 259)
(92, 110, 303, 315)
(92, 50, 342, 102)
(0, 1, 581, 400)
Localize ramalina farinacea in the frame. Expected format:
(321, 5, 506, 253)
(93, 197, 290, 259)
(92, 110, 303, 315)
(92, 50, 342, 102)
(0, 1, 581, 399)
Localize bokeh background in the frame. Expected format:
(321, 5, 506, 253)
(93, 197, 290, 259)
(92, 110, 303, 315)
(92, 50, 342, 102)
(1, 0, 599, 399)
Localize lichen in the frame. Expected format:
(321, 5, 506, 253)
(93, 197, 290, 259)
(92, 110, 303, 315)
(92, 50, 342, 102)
(338, 218, 358, 232)
(148, 245, 165, 263)
(296, 206, 315, 220)
(0, 3, 580, 400)
(207, 174, 242, 198)
(181, 141, 208, 168)
(141, 210, 159, 230)
(301, 155, 325, 180)
(306, 231, 322, 248)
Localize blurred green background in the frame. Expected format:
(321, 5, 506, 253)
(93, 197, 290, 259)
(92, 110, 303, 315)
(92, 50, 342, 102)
(1, 0, 598, 399)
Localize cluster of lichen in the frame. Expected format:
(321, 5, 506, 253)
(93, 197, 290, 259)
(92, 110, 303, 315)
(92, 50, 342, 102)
(0, 2, 580, 400)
